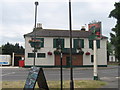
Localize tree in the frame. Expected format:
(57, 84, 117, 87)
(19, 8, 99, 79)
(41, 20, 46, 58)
(107, 41, 113, 61)
(2, 42, 14, 56)
(2, 42, 25, 56)
(109, 2, 120, 61)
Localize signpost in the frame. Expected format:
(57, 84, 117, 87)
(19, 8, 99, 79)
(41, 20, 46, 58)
(89, 36, 99, 80)
(93, 40, 99, 80)
(88, 21, 102, 80)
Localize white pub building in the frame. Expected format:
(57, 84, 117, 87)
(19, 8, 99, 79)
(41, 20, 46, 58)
(24, 23, 107, 68)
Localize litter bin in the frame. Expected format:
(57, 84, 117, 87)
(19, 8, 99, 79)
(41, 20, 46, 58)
(19, 60, 24, 67)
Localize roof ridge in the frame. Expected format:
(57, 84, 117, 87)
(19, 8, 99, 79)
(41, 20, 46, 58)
(42, 29, 90, 32)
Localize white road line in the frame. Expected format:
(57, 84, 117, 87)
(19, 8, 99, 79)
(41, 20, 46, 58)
(116, 77, 120, 79)
(48, 73, 84, 75)
(1, 72, 15, 76)
(74, 78, 92, 80)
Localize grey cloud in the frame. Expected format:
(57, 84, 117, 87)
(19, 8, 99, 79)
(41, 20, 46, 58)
(1, 1, 116, 46)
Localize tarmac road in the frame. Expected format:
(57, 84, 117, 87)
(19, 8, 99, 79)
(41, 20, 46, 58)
(1, 65, 119, 88)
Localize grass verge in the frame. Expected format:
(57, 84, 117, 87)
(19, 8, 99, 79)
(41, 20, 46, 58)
(2, 80, 106, 89)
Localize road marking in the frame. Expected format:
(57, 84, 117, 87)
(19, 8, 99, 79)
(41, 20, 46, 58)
(74, 78, 92, 80)
(1, 72, 15, 76)
(116, 77, 120, 79)
(48, 73, 84, 75)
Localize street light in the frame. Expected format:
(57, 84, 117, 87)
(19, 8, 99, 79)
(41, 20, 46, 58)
(69, 0, 74, 90)
(57, 39, 63, 90)
(33, 1, 39, 67)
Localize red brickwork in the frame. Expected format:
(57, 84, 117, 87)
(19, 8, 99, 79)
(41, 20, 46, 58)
(55, 54, 83, 66)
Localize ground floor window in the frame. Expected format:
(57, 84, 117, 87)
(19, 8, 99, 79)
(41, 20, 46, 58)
(28, 53, 35, 58)
(91, 55, 94, 63)
(37, 53, 46, 58)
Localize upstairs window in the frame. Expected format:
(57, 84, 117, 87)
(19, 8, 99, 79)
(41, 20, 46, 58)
(89, 40, 93, 49)
(74, 39, 84, 48)
(96, 40, 100, 48)
(53, 38, 64, 49)
(89, 40, 100, 49)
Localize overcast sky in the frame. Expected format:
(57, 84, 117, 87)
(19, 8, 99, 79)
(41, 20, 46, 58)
(0, 0, 119, 47)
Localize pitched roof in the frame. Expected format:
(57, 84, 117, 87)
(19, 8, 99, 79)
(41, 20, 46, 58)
(24, 28, 107, 39)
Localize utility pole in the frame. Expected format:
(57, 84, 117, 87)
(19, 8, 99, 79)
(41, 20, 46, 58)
(69, 0, 74, 89)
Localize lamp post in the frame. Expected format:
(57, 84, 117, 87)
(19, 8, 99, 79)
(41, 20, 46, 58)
(57, 39, 63, 90)
(60, 49, 63, 90)
(33, 1, 39, 67)
(69, 0, 74, 90)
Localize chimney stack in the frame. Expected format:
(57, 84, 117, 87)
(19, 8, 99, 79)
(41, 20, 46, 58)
(37, 23, 42, 29)
(81, 26, 86, 31)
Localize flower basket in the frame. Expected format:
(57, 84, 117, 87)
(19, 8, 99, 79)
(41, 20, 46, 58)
(54, 50, 61, 55)
(48, 52, 52, 55)
(29, 39, 42, 49)
(78, 51, 84, 55)
(29, 39, 42, 43)
(85, 52, 90, 55)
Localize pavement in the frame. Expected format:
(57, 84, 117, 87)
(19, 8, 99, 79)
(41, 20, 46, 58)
(99, 65, 119, 89)
(100, 77, 119, 88)
(0, 65, 118, 69)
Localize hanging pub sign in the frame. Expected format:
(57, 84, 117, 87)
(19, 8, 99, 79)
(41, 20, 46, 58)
(88, 21, 102, 40)
(29, 38, 43, 49)
(24, 67, 49, 90)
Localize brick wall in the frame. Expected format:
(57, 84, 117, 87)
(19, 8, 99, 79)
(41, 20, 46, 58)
(55, 54, 83, 66)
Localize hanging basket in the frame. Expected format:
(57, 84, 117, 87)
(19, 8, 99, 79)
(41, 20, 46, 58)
(54, 50, 61, 55)
(48, 52, 52, 55)
(29, 39, 42, 43)
(85, 52, 90, 55)
(29, 39, 42, 49)
(78, 50, 84, 55)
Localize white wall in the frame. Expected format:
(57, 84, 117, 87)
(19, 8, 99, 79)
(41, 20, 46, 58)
(25, 37, 55, 66)
(109, 55, 116, 62)
(97, 39, 107, 65)
(82, 39, 93, 65)
(83, 39, 107, 65)
(25, 36, 107, 66)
